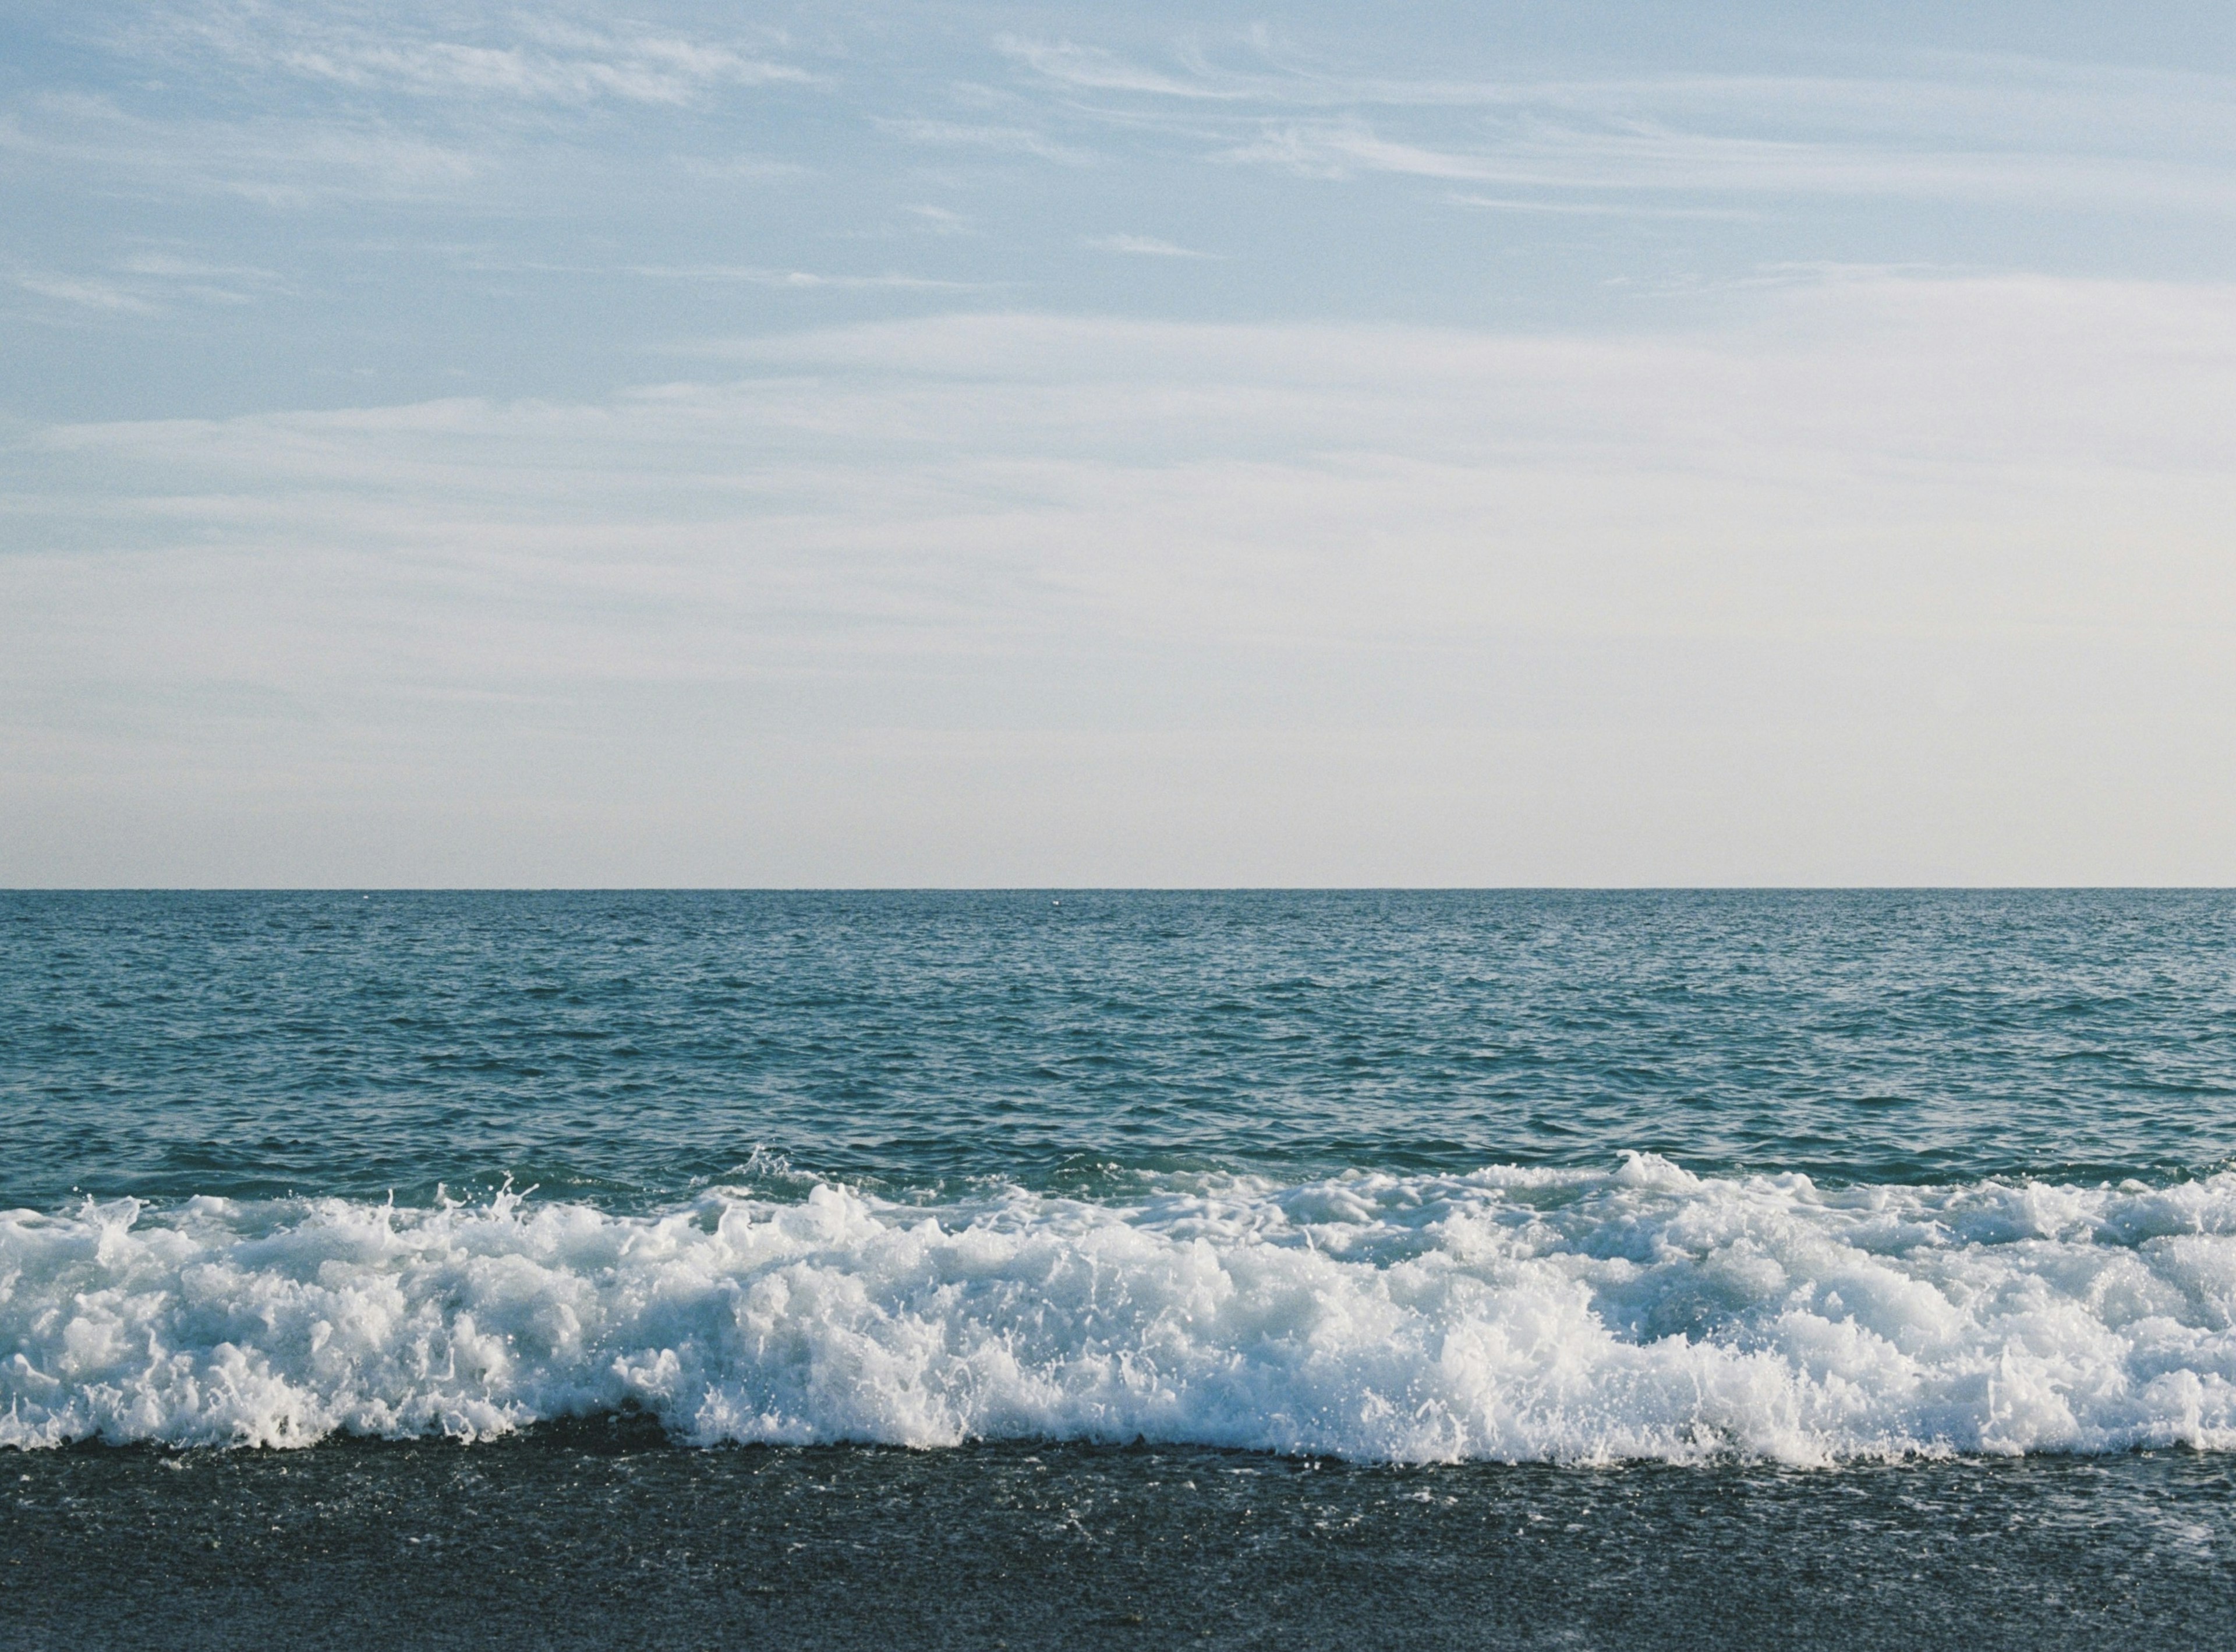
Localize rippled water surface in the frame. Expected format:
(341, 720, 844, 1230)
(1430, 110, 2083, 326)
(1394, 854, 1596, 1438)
(8, 890, 2234, 1208)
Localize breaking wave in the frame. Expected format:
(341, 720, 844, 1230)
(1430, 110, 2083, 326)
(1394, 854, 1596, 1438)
(8, 1156, 2236, 1463)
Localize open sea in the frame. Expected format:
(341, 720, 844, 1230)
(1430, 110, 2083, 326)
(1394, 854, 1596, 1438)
(5, 889, 2236, 1647)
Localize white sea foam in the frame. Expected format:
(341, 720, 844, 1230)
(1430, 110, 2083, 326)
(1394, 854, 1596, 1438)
(8, 1156, 2236, 1462)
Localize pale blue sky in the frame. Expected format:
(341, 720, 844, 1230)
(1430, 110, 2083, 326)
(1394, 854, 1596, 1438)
(5, 3, 2235, 884)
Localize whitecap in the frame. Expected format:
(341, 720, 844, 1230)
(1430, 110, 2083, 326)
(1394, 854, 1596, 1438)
(7, 1165, 2236, 1462)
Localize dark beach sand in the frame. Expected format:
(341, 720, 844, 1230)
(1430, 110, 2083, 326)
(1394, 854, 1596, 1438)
(6, 1426, 2233, 1650)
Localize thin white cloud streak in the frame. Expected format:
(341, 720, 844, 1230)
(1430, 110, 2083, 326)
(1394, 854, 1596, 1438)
(1084, 234, 1218, 259)
(673, 154, 811, 182)
(1006, 31, 2236, 134)
(999, 34, 2236, 211)
(10, 273, 162, 314)
(113, 252, 282, 282)
(904, 204, 973, 235)
(116, 3, 809, 106)
(0, 93, 483, 205)
(625, 265, 986, 291)
(997, 29, 2236, 135)
(1218, 118, 2236, 210)
(8, 253, 282, 321)
(994, 35, 1259, 101)
(1449, 194, 1759, 220)
(6, 275, 2236, 883)
(875, 118, 1098, 165)
(3, 6, 813, 209)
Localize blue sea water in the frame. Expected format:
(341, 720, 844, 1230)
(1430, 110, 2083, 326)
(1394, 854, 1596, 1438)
(6, 890, 2236, 1647)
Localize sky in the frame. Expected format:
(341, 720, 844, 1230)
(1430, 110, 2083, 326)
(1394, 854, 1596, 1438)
(3, 1, 2234, 886)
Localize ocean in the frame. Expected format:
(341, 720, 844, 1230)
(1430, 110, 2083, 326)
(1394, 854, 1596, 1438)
(5, 890, 2236, 1646)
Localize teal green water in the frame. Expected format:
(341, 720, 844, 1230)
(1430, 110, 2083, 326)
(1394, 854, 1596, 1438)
(8, 890, 2234, 1209)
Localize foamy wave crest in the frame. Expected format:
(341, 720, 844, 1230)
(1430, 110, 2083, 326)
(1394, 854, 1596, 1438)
(8, 1156, 2236, 1463)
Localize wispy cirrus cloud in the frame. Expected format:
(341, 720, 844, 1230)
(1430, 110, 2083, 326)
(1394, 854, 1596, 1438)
(2, 6, 820, 225)
(625, 264, 987, 292)
(8, 248, 287, 316)
(10, 272, 162, 314)
(995, 32, 2236, 213)
(876, 117, 1096, 165)
(1449, 194, 1759, 221)
(996, 29, 2236, 130)
(992, 35, 1256, 101)
(115, 3, 810, 107)
(904, 204, 973, 236)
(1084, 234, 1218, 259)
(0, 91, 484, 205)
(672, 153, 812, 183)
(1217, 116, 2236, 210)
(114, 252, 282, 282)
